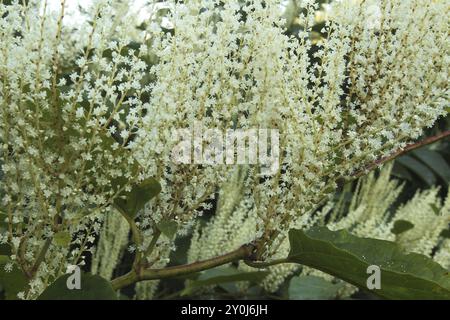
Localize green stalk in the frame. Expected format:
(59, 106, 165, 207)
(111, 243, 255, 291)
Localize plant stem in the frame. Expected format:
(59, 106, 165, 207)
(353, 130, 450, 178)
(143, 228, 161, 264)
(257, 130, 450, 259)
(30, 237, 52, 276)
(115, 205, 144, 269)
(243, 258, 290, 269)
(111, 130, 450, 291)
(111, 243, 256, 291)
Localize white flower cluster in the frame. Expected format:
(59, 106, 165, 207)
(0, 0, 448, 297)
(91, 210, 129, 280)
(189, 163, 450, 294)
(0, 0, 152, 296)
(138, 0, 448, 264)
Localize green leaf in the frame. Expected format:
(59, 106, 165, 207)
(0, 243, 11, 256)
(440, 229, 450, 239)
(169, 235, 191, 266)
(157, 220, 178, 239)
(288, 275, 345, 300)
(412, 149, 450, 184)
(391, 220, 415, 235)
(181, 267, 269, 296)
(53, 231, 72, 247)
(0, 255, 28, 300)
(38, 273, 117, 300)
(397, 155, 437, 186)
(430, 204, 441, 216)
(114, 178, 161, 218)
(392, 163, 413, 181)
(287, 227, 450, 300)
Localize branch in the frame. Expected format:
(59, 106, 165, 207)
(110, 130, 450, 291)
(353, 130, 450, 179)
(243, 258, 289, 269)
(111, 243, 255, 291)
(30, 237, 52, 276)
(261, 130, 450, 258)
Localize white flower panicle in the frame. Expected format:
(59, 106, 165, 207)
(137, 0, 448, 261)
(0, 0, 448, 297)
(190, 164, 450, 294)
(91, 210, 130, 280)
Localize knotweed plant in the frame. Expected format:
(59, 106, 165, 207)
(187, 163, 449, 298)
(0, 0, 449, 300)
